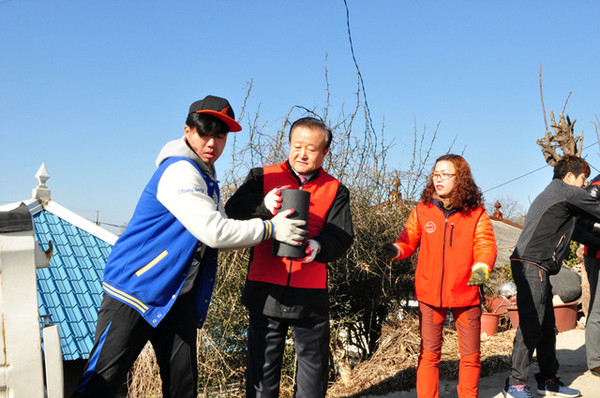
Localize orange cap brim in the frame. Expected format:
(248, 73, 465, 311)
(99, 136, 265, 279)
(195, 110, 242, 132)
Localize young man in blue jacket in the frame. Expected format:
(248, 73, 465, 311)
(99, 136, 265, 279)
(72, 95, 307, 398)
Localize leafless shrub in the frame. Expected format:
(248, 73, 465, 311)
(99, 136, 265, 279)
(127, 344, 161, 398)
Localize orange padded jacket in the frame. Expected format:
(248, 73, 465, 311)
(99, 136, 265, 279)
(393, 201, 497, 308)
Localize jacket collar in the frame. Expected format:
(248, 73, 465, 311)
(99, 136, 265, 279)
(285, 160, 323, 184)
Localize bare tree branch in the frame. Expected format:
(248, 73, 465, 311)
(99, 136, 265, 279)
(540, 65, 549, 133)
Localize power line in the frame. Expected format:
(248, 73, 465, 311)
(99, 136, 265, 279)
(342, 0, 413, 153)
(484, 140, 600, 193)
(483, 164, 549, 193)
(342, 0, 374, 141)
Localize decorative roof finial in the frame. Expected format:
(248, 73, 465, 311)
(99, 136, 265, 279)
(493, 200, 503, 220)
(35, 163, 50, 188)
(33, 163, 51, 203)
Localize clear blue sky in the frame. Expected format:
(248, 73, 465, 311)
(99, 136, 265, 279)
(2, 0, 600, 231)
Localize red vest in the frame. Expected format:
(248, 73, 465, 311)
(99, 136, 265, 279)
(247, 163, 340, 289)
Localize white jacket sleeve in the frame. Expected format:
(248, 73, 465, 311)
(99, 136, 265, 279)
(156, 160, 265, 249)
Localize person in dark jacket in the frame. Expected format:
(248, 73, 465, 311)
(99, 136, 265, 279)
(504, 155, 600, 398)
(72, 96, 307, 398)
(225, 116, 354, 398)
(580, 175, 600, 378)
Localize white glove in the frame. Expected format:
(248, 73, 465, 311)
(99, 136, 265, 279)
(297, 239, 320, 263)
(263, 209, 307, 246)
(263, 185, 291, 215)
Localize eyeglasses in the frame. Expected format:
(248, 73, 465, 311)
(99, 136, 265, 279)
(431, 173, 456, 181)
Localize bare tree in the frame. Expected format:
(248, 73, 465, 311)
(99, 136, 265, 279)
(537, 66, 583, 166)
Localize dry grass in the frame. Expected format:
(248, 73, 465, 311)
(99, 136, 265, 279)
(123, 314, 516, 398)
(327, 314, 516, 397)
(127, 343, 162, 398)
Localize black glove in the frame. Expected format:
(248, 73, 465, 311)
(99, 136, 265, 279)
(381, 243, 400, 259)
(579, 217, 600, 237)
(586, 184, 600, 199)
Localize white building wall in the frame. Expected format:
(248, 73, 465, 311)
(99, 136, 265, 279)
(0, 230, 46, 398)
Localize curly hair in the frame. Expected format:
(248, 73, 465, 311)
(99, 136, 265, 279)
(420, 154, 483, 212)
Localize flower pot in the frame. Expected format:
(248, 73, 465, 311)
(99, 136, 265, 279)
(507, 307, 519, 329)
(553, 302, 578, 333)
(480, 312, 500, 336)
(486, 296, 510, 315)
(506, 302, 578, 333)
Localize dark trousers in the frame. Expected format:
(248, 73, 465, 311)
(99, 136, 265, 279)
(71, 294, 198, 398)
(509, 260, 559, 385)
(585, 255, 600, 370)
(246, 312, 329, 398)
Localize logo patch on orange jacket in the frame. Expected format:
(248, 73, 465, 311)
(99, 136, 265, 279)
(424, 221, 436, 233)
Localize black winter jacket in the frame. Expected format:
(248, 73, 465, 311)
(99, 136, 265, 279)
(511, 178, 600, 275)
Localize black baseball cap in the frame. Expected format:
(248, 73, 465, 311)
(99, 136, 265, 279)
(188, 95, 242, 132)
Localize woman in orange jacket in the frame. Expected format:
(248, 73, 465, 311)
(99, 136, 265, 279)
(385, 154, 497, 398)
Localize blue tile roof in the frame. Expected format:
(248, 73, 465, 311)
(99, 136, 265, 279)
(34, 210, 113, 361)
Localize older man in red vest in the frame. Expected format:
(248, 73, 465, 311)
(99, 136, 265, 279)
(226, 117, 354, 398)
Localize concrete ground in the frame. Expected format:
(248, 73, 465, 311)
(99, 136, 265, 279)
(364, 328, 598, 397)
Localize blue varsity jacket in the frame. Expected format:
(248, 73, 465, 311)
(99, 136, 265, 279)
(102, 157, 218, 328)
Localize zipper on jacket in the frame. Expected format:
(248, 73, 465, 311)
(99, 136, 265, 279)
(449, 223, 455, 247)
(286, 171, 319, 288)
(286, 259, 293, 287)
(552, 234, 566, 263)
(440, 216, 449, 307)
